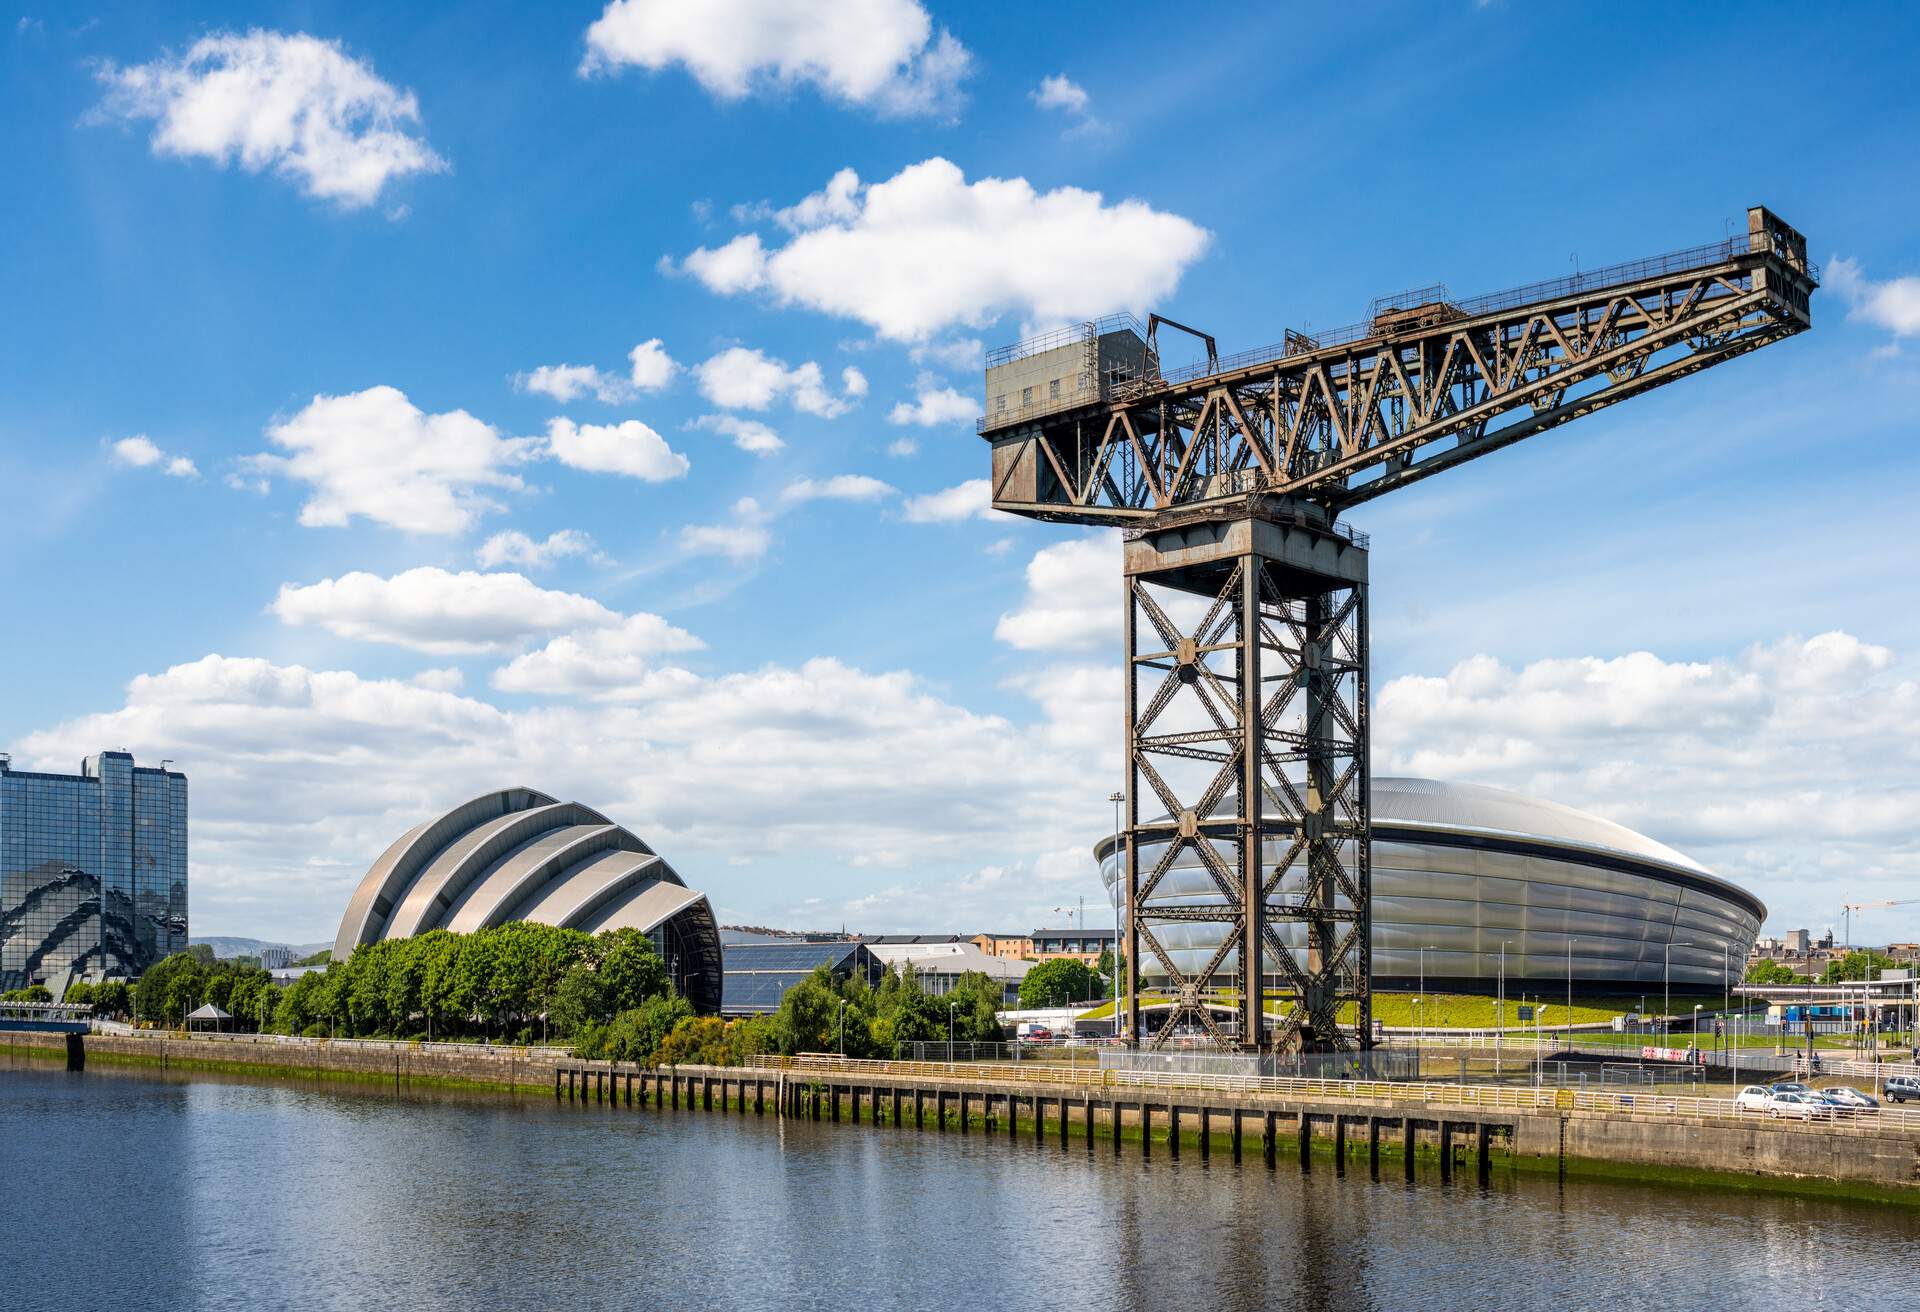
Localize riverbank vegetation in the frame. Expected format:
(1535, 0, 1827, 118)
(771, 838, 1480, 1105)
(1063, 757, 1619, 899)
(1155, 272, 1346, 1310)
(109, 927, 1014, 1068)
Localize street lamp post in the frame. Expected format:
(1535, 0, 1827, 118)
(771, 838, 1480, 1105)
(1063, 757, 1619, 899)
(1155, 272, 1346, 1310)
(948, 1002, 957, 1068)
(1496, 941, 1512, 1080)
(1109, 790, 1124, 1045)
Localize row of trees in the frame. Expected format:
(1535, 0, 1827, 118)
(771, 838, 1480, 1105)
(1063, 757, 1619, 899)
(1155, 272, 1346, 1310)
(274, 923, 671, 1042)
(77, 925, 1026, 1068)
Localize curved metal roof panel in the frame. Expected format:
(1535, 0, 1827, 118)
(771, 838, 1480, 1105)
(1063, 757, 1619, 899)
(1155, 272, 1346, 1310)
(331, 787, 556, 960)
(441, 824, 629, 934)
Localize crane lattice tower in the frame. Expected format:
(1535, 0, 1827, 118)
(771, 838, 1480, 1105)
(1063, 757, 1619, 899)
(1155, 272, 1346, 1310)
(978, 206, 1816, 1053)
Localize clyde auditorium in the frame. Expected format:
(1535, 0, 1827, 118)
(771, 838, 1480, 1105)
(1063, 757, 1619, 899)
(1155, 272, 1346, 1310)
(1098, 777, 1763, 997)
(333, 788, 724, 1012)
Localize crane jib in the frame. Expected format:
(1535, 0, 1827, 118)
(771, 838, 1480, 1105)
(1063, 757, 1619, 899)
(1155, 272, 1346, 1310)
(980, 205, 1814, 522)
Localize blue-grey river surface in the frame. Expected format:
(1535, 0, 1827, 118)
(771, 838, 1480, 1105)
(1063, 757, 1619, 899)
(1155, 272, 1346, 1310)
(1, 1063, 1910, 1311)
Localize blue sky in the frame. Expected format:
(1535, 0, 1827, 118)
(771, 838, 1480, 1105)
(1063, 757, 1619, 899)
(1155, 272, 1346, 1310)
(5, 1, 1920, 945)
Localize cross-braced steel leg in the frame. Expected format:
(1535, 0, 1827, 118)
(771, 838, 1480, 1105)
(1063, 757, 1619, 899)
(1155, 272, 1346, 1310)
(1122, 505, 1371, 1052)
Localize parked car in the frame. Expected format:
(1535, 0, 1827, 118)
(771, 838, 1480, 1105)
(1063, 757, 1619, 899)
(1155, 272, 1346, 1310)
(1734, 1086, 1772, 1113)
(1767, 1081, 1812, 1096)
(1886, 1075, 1920, 1104)
(1822, 1087, 1878, 1113)
(1767, 1091, 1833, 1121)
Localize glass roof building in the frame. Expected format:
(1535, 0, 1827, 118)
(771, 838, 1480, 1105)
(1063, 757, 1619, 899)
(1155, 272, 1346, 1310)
(333, 787, 724, 1013)
(1098, 777, 1765, 998)
(0, 750, 188, 992)
(720, 941, 885, 1016)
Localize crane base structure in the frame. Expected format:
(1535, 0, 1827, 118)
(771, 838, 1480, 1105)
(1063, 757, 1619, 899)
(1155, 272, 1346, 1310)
(983, 205, 1817, 1053)
(1122, 499, 1370, 1052)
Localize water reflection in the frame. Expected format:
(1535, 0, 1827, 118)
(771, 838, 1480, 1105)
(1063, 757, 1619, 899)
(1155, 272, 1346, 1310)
(1, 1064, 1909, 1312)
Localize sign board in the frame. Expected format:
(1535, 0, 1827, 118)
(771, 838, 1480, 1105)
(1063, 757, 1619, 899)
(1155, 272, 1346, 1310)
(1517, 1005, 1533, 1021)
(1640, 1045, 1704, 1064)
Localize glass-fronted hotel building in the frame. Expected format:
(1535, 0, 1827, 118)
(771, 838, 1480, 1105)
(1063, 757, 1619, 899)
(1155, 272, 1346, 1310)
(0, 750, 187, 992)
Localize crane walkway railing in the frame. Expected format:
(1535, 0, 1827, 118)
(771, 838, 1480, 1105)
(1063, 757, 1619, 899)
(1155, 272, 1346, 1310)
(748, 1054, 1920, 1134)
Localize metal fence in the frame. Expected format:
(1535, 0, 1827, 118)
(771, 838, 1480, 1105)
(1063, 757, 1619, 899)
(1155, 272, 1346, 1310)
(80, 1026, 570, 1060)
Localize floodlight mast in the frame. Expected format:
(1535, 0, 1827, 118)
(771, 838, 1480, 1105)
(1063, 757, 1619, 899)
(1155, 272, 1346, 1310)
(980, 206, 1816, 1055)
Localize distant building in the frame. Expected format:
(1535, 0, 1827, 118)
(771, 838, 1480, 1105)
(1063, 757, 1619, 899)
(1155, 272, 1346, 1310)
(0, 750, 188, 992)
(1784, 929, 1811, 955)
(1031, 927, 1115, 965)
(260, 945, 293, 970)
(864, 940, 1031, 1005)
(970, 933, 1033, 960)
(721, 941, 885, 1016)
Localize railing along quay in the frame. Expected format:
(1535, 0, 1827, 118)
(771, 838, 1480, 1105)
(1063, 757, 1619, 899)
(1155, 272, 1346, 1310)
(746, 1054, 1920, 1135)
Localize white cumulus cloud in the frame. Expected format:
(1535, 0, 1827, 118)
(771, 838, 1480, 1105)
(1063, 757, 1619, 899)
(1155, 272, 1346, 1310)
(675, 158, 1209, 341)
(271, 566, 618, 655)
(580, 0, 970, 119)
(1031, 74, 1089, 116)
(91, 29, 445, 208)
(627, 338, 679, 390)
(902, 477, 995, 523)
(245, 385, 537, 536)
(492, 613, 705, 701)
(993, 534, 1120, 652)
(474, 528, 602, 570)
(112, 435, 164, 467)
(781, 474, 896, 504)
(516, 363, 633, 405)
(681, 496, 773, 562)
(693, 346, 859, 418)
(1826, 255, 1920, 339)
(888, 377, 976, 427)
(542, 417, 690, 481)
(689, 413, 785, 456)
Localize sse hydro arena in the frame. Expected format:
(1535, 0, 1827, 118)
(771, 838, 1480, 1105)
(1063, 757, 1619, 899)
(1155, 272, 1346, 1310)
(1097, 777, 1763, 998)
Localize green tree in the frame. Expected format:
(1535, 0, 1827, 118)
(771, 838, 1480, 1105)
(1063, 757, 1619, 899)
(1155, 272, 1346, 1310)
(414, 930, 463, 1039)
(774, 967, 841, 1055)
(1821, 949, 1897, 984)
(656, 1015, 731, 1066)
(91, 980, 132, 1019)
(1745, 959, 1799, 985)
(576, 992, 695, 1062)
(63, 980, 95, 1005)
(592, 929, 670, 1014)
(1019, 958, 1102, 1009)
(947, 971, 1005, 1041)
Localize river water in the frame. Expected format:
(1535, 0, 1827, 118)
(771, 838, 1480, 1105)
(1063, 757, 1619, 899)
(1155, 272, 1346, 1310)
(0, 1064, 1908, 1311)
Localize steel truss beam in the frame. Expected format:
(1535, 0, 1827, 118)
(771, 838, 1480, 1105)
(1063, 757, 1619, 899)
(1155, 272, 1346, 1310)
(1122, 510, 1370, 1052)
(986, 208, 1816, 523)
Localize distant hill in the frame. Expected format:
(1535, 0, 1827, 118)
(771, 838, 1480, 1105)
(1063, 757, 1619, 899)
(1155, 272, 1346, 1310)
(190, 936, 332, 960)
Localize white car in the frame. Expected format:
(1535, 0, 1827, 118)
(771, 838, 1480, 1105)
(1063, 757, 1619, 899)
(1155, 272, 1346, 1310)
(1766, 1091, 1833, 1121)
(1734, 1085, 1772, 1113)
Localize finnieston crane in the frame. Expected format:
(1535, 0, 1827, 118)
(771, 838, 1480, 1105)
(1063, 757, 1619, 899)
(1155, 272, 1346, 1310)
(979, 207, 1817, 1054)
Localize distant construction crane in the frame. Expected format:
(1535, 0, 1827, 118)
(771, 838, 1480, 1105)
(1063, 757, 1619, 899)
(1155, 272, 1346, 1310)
(1842, 898, 1920, 952)
(979, 207, 1816, 1053)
